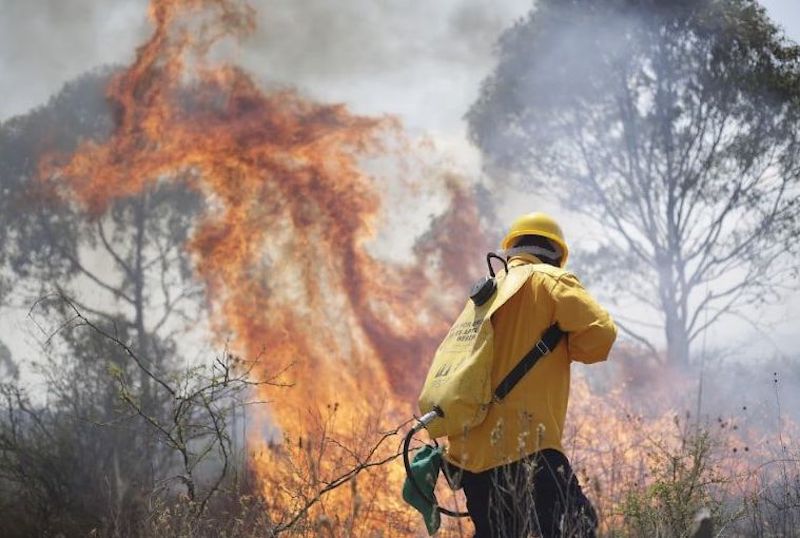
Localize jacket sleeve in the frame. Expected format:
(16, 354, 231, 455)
(551, 273, 617, 364)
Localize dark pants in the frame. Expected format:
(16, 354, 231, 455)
(457, 449, 597, 538)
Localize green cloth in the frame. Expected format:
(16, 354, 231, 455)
(402, 444, 442, 535)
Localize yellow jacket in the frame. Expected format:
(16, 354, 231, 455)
(445, 254, 616, 473)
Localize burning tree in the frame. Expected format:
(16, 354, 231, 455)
(468, 0, 800, 364)
(0, 0, 488, 535)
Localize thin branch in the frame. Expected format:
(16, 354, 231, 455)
(58, 293, 176, 397)
(614, 319, 660, 359)
(273, 419, 413, 534)
(97, 220, 135, 280)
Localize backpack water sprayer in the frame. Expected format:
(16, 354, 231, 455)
(402, 252, 565, 528)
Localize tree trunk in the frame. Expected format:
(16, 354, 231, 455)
(133, 192, 151, 416)
(657, 249, 690, 365)
(132, 191, 156, 488)
(664, 303, 690, 365)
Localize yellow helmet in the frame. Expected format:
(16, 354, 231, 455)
(500, 212, 569, 267)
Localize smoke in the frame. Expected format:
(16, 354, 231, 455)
(471, 0, 800, 361)
(0, 0, 150, 120)
(2, 0, 798, 137)
(1, 1, 798, 531)
(3, 0, 798, 421)
(223, 0, 531, 132)
(0, 0, 530, 134)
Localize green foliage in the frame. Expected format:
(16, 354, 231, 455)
(619, 431, 723, 537)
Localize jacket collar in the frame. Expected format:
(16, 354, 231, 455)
(508, 252, 543, 267)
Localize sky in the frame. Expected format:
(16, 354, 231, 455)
(1, 0, 800, 360)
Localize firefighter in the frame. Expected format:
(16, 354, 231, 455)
(445, 212, 617, 538)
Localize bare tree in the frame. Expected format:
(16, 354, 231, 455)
(56, 294, 284, 513)
(468, 0, 800, 364)
(0, 294, 267, 536)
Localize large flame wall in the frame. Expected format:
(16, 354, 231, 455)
(40, 1, 486, 531)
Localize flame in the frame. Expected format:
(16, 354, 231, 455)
(37, 0, 797, 534)
(564, 363, 800, 533)
(39, 0, 486, 532)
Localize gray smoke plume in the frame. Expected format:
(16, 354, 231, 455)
(0, 0, 532, 133)
(238, 0, 531, 132)
(2, 0, 798, 127)
(0, 0, 149, 120)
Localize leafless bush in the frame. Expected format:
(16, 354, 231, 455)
(1, 292, 428, 537)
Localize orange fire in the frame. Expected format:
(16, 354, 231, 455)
(40, 0, 485, 533)
(37, 0, 795, 535)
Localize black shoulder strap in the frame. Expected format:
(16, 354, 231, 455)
(493, 324, 565, 402)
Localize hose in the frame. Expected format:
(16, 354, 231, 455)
(402, 408, 469, 518)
